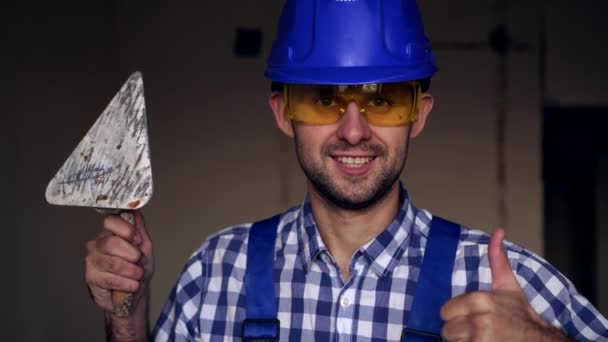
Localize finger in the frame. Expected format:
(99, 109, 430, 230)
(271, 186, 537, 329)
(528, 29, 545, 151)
(86, 268, 141, 293)
(441, 315, 472, 342)
(133, 210, 148, 239)
(87, 253, 144, 280)
(96, 234, 142, 263)
(441, 292, 494, 321)
(134, 210, 149, 243)
(103, 215, 140, 244)
(489, 228, 520, 291)
(133, 210, 153, 254)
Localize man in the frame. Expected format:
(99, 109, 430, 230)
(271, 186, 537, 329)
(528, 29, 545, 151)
(85, 0, 608, 341)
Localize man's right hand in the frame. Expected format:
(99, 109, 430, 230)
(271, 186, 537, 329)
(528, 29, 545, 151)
(85, 210, 154, 340)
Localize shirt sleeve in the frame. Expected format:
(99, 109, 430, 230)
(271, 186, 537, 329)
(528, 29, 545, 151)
(508, 243, 608, 341)
(152, 247, 209, 342)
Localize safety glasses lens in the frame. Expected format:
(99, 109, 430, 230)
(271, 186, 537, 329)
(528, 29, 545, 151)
(285, 82, 420, 126)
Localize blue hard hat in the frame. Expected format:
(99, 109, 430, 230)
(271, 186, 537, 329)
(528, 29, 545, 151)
(265, 0, 437, 85)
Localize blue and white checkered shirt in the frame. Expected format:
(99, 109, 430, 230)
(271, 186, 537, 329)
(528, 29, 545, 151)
(153, 190, 608, 341)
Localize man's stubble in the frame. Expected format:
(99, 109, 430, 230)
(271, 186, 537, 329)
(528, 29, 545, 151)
(293, 131, 410, 211)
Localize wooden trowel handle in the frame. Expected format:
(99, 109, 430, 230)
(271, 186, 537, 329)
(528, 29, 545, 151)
(112, 291, 135, 317)
(97, 210, 137, 317)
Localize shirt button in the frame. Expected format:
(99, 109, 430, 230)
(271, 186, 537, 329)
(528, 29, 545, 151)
(353, 262, 364, 275)
(340, 296, 351, 308)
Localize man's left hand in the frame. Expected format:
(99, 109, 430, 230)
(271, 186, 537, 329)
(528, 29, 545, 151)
(439, 229, 570, 341)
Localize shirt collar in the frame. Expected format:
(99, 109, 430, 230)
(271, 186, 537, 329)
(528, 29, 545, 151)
(296, 184, 418, 277)
(297, 196, 328, 274)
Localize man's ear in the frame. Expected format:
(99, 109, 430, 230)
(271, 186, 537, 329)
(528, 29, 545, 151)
(269, 91, 294, 138)
(410, 92, 434, 139)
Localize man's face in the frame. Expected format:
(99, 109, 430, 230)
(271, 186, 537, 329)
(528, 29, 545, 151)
(292, 102, 412, 210)
(270, 89, 432, 211)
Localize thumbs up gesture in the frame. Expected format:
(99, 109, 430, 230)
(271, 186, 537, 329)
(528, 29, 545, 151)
(439, 229, 570, 341)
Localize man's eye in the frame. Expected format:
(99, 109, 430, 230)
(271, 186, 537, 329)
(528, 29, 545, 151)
(318, 98, 335, 106)
(370, 98, 389, 106)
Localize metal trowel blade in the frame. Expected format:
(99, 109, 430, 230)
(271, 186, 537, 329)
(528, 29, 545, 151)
(45, 72, 153, 210)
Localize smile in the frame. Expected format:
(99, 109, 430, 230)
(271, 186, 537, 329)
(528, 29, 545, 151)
(335, 156, 374, 168)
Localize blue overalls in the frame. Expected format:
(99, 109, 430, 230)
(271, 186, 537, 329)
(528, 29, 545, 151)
(242, 215, 460, 342)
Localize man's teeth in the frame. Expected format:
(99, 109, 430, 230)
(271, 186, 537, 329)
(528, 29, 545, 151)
(336, 156, 373, 167)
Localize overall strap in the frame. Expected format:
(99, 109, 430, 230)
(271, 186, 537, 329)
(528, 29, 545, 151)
(243, 214, 282, 342)
(402, 216, 461, 342)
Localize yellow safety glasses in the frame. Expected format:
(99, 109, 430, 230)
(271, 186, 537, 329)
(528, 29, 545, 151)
(284, 81, 421, 126)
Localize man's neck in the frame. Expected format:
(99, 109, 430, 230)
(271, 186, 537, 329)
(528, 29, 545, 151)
(308, 183, 402, 281)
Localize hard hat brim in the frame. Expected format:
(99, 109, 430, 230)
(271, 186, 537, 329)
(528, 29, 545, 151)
(265, 65, 437, 85)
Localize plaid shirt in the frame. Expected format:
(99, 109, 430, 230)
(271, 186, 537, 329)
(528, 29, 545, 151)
(153, 190, 608, 341)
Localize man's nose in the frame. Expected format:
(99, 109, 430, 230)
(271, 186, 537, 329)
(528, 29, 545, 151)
(336, 101, 372, 145)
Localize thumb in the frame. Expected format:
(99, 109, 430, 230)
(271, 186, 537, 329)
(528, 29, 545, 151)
(133, 210, 152, 253)
(489, 228, 520, 291)
(133, 210, 150, 240)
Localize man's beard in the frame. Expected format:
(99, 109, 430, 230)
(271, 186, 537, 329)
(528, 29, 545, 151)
(295, 140, 406, 210)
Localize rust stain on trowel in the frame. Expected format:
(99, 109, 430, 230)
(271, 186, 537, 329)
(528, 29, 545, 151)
(80, 147, 95, 162)
(96, 194, 109, 203)
(128, 200, 140, 208)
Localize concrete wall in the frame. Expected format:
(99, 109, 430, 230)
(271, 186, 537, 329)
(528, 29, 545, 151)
(9, 1, 606, 340)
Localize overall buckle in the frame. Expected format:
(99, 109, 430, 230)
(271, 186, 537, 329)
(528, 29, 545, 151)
(400, 327, 443, 341)
(242, 318, 280, 342)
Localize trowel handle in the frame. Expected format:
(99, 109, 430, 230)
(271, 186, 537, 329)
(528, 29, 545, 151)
(113, 211, 136, 317)
(96, 210, 137, 317)
(112, 289, 135, 317)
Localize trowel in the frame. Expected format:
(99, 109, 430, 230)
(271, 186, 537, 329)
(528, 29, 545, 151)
(45, 72, 153, 317)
